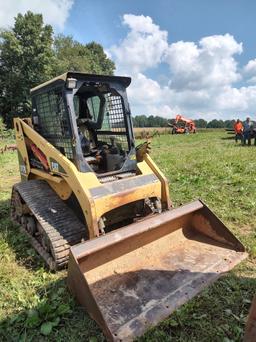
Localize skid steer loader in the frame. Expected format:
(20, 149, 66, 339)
(11, 72, 246, 341)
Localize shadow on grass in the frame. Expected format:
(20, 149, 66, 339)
(0, 199, 104, 341)
(0, 271, 255, 342)
(221, 136, 237, 140)
(0, 277, 104, 342)
(0, 198, 47, 271)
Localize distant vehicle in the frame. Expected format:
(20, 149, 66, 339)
(168, 114, 196, 134)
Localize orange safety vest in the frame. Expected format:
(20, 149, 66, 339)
(234, 122, 243, 134)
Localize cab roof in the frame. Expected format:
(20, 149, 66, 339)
(30, 72, 131, 94)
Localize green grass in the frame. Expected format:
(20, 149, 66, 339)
(0, 131, 255, 341)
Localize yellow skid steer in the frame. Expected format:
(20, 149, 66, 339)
(11, 72, 246, 341)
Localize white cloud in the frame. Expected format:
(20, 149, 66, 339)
(110, 14, 256, 120)
(215, 86, 249, 111)
(244, 59, 256, 74)
(109, 14, 168, 74)
(243, 59, 256, 84)
(126, 73, 178, 118)
(0, 0, 74, 31)
(127, 73, 163, 105)
(166, 34, 242, 91)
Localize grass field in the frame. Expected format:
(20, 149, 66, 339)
(133, 127, 224, 138)
(0, 131, 255, 341)
(133, 127, 170, 138)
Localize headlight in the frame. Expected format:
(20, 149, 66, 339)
(66, 78, 77, 89)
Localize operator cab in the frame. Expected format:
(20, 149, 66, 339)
(31, 72, 136, 175)
(74, 81, 129, 173)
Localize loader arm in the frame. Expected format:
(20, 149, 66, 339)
(14, 117, 171, 237)
(14, 117, 100, 238)
(175, 114, 194, 125)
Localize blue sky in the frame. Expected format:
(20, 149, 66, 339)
(1, 0, 256, 120)
(64, 0, 256, 66)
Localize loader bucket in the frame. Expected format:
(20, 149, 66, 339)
(67, 200, 247, 341)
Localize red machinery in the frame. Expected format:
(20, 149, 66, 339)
(169, 114, 196, 134)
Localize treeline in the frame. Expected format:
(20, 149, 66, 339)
(132, 115, 169, 127)
(132, 115, 236, 129)
(0, 117, 13, 139)
(0, 11, 115, 128)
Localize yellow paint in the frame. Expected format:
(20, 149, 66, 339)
(29, 170, 72, 200)
(30, 168, 62, 183)
(94, 181, 162, 219)
(145, 155, 172, 209)
(14, 118, 30, 180)
(47, 180, 73, 200)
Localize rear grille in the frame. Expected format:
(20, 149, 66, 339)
(98, 172, 136, 184)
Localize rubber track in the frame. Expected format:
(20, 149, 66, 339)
(13, 180, 87, 270)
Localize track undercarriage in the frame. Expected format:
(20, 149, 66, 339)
(11, 180, 86, 270)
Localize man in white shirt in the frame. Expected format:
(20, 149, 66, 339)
(243, 117, 253, 145)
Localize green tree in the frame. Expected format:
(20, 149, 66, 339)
(0, 11, 56, 127)
(133, 115, 148, 127)
(224, 119, 235, 128)
(0, 14, 116, 128)
(53, 35, 115, 75)
(207, 119, 225, 128)
(0, 116, 9, 138)
(132, 115, 169, 127)
(194, 119, 208, 128)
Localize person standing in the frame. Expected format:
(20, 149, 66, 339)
(243, 117, 253, 145)
(233, 119, 243, 143)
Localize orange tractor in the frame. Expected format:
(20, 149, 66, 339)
(169, 114, 196, 134)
